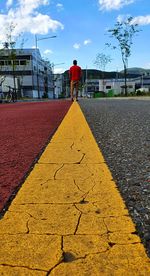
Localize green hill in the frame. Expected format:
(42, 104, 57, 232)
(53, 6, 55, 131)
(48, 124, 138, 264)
(63, 68, 142, 81)
(120, 67, 150, 75)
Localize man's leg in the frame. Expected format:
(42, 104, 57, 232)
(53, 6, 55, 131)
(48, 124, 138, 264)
(75, 82, 79, 101)
(70, 81, 74, 101)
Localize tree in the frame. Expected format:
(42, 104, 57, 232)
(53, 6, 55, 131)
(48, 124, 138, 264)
(94, 53, 111, 91)
(3, 24, 18, 99)
(106, 16, 140, 96)
(94, 53, 111, 71)
(1, 24, 26, 99)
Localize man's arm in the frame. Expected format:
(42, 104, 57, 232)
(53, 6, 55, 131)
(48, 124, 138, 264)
(69, 67, 72, 80)
(79, 67, 82, 79)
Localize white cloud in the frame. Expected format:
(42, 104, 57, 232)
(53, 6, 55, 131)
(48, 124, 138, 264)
(84, 39, 91, 45)
(143, 63, 150, 69)
(6, 0, 13, 8)
(18, 0, 49, 16)
(43, 49, 53, 54)
(117, 14, 150, 26)
(0, 0, 63, 42)
(144, 63, 150, 69)
(56, 3, 64, 12)
(73, 43, 81, 49)
(54, 67, 64, 74)
(99, 0, 135, 11)
(117, 14, 126, 22)
(131, 15, 150, 25)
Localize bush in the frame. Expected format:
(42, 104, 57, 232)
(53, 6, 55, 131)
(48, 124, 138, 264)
(136, 90, 146, 96)
(93, 91, 106, 98)
(42, 93, 48, 98)
(58, 93, 65, 98)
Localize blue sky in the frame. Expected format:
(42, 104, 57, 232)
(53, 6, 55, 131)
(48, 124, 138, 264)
(0, 0, 150, 73)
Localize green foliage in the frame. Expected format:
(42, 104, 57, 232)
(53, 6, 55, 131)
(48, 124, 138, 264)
(58, 92, 65, 98)
(94, 53, 112, 71)
(136, 90, 148, 96)
(107, 17, 140, 66)
(93, 91, 106, 98)
(42, 92, 48, 98)
(1, 23, 26, 98)
(106, 16, 140, 96)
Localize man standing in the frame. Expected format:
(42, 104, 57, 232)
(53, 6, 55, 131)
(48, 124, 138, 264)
(69, 60, 82, 101)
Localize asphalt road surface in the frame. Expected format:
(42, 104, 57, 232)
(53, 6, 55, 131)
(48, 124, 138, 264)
(80, 98, 150, 256)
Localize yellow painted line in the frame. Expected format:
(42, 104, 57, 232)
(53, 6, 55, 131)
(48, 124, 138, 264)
(0, 102, 149, 275)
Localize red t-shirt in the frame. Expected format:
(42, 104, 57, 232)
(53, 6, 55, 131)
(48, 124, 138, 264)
(69, 65, 82, 81)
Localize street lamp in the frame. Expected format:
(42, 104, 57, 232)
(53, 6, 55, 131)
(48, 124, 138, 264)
(51, 63, 65, 73)
(35, 35, 57, 49)
(35, 35, 57, 99)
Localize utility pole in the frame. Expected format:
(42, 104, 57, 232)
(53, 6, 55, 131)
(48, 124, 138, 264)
(85, 65, 88, 97)
(141, 73, 144, 88)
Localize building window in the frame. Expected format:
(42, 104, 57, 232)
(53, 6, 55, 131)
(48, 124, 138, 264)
(0, 60, 4, 66)
(13, 60, 19, 65)
(5, 60, 12, 65)
(106, 85, 111, 89)
(128, 85, 133, 88)
(20, 60, 27, 65)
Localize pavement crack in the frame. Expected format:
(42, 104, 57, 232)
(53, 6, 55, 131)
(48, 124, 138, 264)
(40, 178, 53, 186)
(61, 235, 64, 252)
(57, 249, 111, 264)
(0, 264, 47, 273)
(108, 242, 116, 248)
(73, 179, 84, 193)
(76, 153, 85, 164)
(74, 204, 82, 213)
(78, 249, 110, 259)
(26, 220, 30, 233)
(73, 204, 82, 235)
(80, 135, 84, 142)
(81, 180, 97, 200)
(54, 164, 64, 180)
(48, 236, 64, 275)
(70, 142, 74, 150)
(103, 218, 110, 234)
(79, 198, 89, 205)
(61, 236, 77, 263)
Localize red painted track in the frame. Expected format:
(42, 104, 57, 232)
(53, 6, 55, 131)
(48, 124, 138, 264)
(0, 100, 72, 213)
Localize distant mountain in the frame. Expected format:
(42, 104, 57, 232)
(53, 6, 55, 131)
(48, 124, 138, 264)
(63, 69, 124, 80)
(64, 67, 150, 81)
(120, 67, 150, 75)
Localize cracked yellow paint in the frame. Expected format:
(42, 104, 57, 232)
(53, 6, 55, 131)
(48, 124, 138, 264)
(0, 234, 62, 271)
(11, 179, 84, 204)
(63, 234, 109, 257)
(0, 266, 46, 276)
(0, 102, 149, 275)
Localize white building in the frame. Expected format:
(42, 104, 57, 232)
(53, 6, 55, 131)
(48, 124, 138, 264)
(54, 74, 63, 98)
(0, 48, 53, 98)
(99, 79, 135, 95)
(83, 78, 135, 96)
(0, 76, 18, 93)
